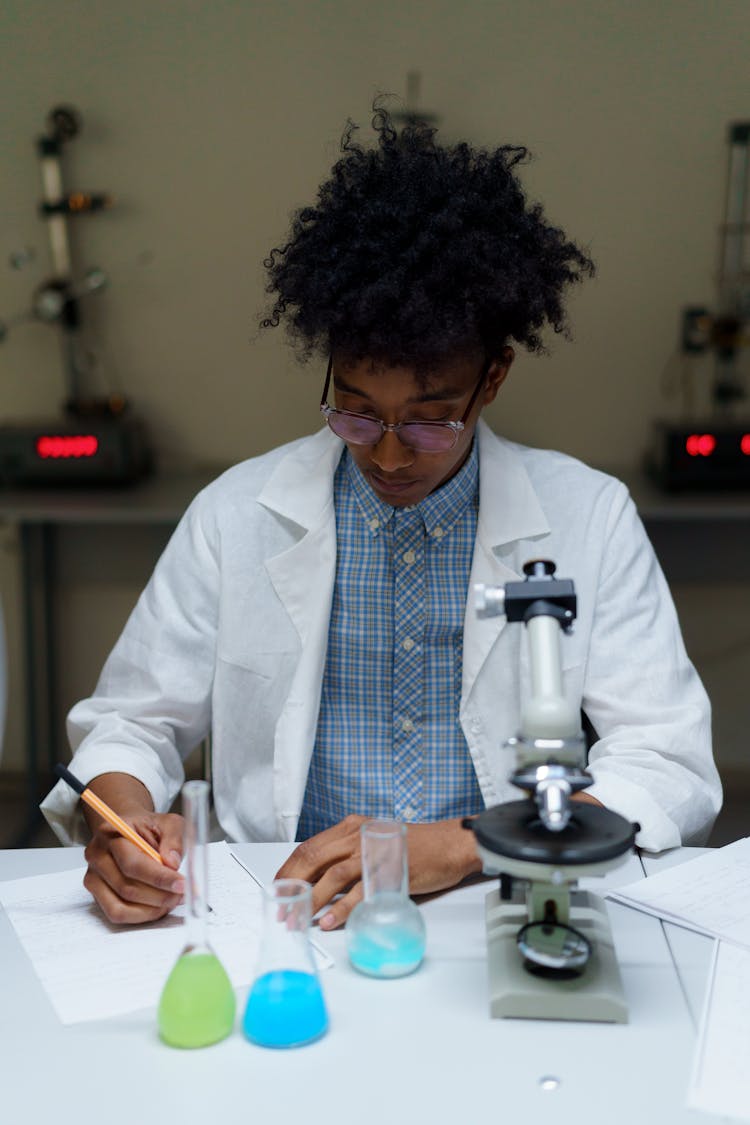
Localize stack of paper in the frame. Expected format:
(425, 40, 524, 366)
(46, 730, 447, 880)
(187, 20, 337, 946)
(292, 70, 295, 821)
(608, 838, 750, 1122)
(0, 842, 332, 1025)
(607, 836, 750, 948)
(687, 941, 750, 1122)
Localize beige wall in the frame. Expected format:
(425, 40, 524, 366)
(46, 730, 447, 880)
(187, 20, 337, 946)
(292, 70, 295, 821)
(1, 0, 748, 773)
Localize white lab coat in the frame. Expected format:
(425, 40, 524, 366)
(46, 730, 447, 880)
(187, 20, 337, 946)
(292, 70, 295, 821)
(41, 421, 720, 852)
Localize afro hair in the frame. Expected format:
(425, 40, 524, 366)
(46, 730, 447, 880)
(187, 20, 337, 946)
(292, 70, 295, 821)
(262, 102, 595, 373)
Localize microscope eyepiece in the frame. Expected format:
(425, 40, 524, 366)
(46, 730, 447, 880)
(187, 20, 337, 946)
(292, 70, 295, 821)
(523, 559, 556, 579)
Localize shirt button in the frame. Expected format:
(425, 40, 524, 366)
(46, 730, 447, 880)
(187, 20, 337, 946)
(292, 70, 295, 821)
(369, 517, 380, 532)
(403, 805, 417, 820)
(402, 637, 415, 652)
(432, 526, 444, 539)
(401, 718, 415, 733)
(402, 549, 417, 564)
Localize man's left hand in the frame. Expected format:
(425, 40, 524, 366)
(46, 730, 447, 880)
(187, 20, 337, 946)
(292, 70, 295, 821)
(274, 815, 483, 930)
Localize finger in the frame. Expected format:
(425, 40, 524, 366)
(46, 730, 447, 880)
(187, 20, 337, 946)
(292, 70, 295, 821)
(83, 837, 184, 920)
(275, 816, 365, 882)
(307, 855, 362, 918)
(111, 833, 185, 891)
(85, 831, 185, 901)
(83, 868, 182, 925)
(317, 882, 364, 930)
(119, 812, 184, 869)
(154, 813, 185, 869)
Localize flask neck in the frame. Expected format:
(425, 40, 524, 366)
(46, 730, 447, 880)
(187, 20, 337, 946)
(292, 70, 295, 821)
(256, 879, 317, 976)
(181, 781, 212, 952)
(361, 821, 409, 901)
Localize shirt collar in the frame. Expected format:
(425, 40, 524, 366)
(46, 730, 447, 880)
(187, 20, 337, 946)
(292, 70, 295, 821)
(419, 437, 478, 537)
(343, 438, 479, 539)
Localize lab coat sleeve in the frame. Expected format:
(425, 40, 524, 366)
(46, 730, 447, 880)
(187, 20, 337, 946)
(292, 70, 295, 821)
(582, 482, 721, 851)
(40, 488, 220, 845)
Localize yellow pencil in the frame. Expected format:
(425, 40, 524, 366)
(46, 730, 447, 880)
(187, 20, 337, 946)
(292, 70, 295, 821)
(55, 763, 164, 865)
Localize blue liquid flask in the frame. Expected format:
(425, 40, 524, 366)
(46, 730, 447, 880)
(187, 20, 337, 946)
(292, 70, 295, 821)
(243, 879, 328, 1048)
(346, 820, 426, 978)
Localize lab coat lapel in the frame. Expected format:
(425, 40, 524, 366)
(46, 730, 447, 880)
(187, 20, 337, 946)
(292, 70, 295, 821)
(462, 422, 550, 701)
(257, 429, 342, 832)
(258, 428, 341, 644)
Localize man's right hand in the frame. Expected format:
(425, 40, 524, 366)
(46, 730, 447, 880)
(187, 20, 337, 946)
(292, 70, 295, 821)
(80, 773, 186, 924)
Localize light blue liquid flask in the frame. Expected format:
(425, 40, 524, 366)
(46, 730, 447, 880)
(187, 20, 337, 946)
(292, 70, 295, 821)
(346, 819, 426, 978)
(243, 878, 328, 1048)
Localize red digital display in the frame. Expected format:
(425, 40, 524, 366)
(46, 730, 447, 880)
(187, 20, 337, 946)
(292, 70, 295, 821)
(685, 433, 716, 457)
(741, 434, 750, 456)
(36, 434, 99, 459)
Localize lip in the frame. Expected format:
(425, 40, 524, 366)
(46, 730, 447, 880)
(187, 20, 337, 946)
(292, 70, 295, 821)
(368, 471, 419, 498)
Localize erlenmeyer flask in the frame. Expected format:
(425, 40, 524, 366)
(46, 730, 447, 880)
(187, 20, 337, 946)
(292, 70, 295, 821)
(345, 819, 426, 977)
(243, 878, 328, 1048)
(157, 780, 236, 1048)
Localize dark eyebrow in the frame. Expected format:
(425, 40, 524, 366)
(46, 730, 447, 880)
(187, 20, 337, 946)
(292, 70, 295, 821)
(333, 376, 466, 404)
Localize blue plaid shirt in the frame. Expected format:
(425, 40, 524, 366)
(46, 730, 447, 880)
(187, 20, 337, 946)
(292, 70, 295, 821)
(297, 440, 485, 839)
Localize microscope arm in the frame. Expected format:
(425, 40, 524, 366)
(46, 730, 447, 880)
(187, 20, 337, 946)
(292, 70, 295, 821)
(523, 615, 579, 741)
(476, 560, 590, 831)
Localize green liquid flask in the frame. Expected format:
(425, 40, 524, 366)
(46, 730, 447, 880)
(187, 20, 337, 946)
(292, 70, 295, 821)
(346, 819, 426, 978)
(158, 780, 236, 1048)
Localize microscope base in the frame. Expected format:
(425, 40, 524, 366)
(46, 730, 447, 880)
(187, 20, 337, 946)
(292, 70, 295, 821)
(485, 887, 628, 1023)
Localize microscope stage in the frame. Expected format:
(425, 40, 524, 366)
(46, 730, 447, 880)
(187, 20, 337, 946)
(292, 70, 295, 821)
(472, 799, 637, 867)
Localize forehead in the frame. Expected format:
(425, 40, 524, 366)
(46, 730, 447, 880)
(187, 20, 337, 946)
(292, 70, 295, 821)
(334, 353, 480, 401)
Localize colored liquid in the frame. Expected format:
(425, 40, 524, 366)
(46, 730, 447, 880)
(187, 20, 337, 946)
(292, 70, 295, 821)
(243, 970, 328, 1048)
(348, 926, 426, 978)
(158, 951, 236, 1049)
(346, 894, 426, 978)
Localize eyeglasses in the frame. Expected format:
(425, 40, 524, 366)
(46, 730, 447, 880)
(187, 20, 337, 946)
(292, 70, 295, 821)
(320, 355, 490, 453)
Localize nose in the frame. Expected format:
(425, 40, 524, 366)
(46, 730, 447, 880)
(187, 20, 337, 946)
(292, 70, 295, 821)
(369, 429, 415, 473)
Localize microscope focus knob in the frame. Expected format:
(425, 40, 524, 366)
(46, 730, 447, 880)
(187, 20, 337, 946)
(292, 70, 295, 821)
(474, 583, 506, 619)
(523, 559, 556, 579)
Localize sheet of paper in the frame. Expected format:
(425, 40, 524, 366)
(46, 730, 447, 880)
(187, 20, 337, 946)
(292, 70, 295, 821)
(687, 940, 750, 1121)
(228, 849, 333, 969)
(0, 842, 330, 1025)
(606, 837, 750, 947)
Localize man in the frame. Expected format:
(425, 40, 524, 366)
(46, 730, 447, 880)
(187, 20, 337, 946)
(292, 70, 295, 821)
(42, 105, 721, 926)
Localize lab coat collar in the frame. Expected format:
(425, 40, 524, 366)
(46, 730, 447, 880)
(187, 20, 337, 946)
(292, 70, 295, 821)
(256, 426, 344, 530)
(257, 420, 549, 545)
(475, 420, 550, 550)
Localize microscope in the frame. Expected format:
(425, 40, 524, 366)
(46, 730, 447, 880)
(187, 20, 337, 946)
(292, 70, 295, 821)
(463, 560, 638, 1022)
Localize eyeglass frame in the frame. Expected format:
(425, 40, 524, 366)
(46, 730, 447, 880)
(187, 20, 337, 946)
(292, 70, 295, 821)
(319, 354, 493, 452)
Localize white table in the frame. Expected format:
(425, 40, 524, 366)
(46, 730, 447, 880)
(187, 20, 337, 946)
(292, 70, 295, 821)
(0, 845, 719, 1125)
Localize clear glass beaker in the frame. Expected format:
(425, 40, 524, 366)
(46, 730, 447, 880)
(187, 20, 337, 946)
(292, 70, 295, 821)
(345, 819, 426, 978)
(157, 780, 236, 1048)
(243, 878, 328, 1048)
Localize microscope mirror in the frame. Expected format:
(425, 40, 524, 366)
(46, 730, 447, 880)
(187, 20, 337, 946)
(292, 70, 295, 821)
(516, 920, 591, 976)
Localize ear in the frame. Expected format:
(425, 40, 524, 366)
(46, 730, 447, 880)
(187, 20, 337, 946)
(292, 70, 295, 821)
(482, 347, 514, 406)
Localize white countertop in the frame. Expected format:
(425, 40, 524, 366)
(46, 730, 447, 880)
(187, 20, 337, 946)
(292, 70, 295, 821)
(0, 844, 718, 1125)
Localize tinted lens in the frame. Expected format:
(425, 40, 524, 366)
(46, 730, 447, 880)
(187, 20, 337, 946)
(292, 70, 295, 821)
(400, 424, 457, 452)
(327, 412, 383, 444)
(325, 411, 458, 451)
